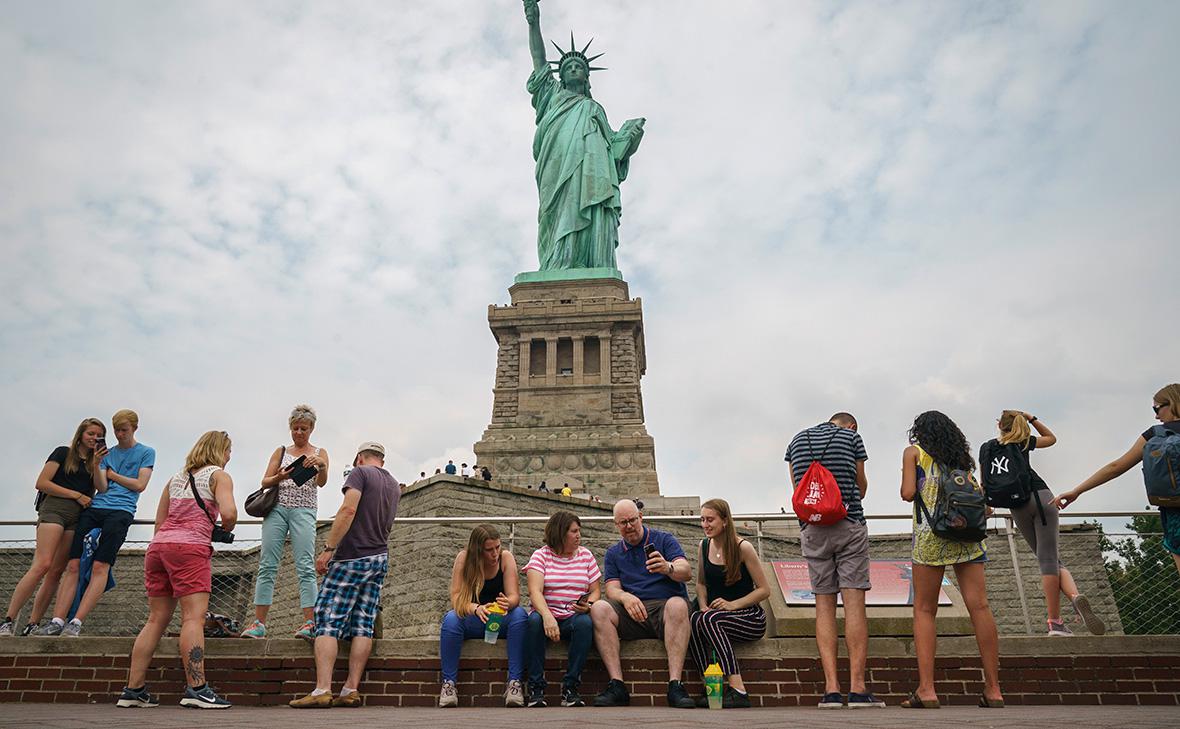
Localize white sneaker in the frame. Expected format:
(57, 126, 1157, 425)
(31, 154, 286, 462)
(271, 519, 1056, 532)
(505, 679, 524, 707)
(439, 680, 458, 708)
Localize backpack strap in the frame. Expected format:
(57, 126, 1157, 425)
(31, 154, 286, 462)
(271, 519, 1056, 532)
(805, 427, 841, 467)
(1033, 488, 1047, 527)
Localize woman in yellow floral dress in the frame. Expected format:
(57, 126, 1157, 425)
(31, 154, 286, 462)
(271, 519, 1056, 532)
(899, 411, 1003, 709)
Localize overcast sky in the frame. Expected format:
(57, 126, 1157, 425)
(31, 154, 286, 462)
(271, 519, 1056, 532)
(2, 0, 1177, 535)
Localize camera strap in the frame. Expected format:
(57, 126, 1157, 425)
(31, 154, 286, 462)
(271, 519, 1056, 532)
(186, 471, 218, 527)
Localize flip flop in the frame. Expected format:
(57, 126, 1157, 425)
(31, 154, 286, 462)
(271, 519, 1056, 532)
(900, 691, 940, 709)
(978, 695, 1005, 708)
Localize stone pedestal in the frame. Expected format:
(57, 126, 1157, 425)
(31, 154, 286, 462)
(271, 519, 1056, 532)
(473, 277, 660, 501)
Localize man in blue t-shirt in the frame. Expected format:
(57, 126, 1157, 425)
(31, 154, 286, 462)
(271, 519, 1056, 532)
(590, 499, 695, 709)
(40, 410, 154, 637)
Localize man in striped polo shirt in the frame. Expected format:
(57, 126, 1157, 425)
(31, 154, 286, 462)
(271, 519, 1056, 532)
(786, 413, 884, 709)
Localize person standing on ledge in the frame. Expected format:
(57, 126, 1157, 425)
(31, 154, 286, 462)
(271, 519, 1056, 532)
(290, 442, 399, 709)
(522, 0, 645, 272)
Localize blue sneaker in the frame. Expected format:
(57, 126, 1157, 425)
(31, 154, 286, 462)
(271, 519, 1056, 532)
(818, 692, 844, 709)
(180, 684, 232, 709)
(116, 686, 159, 708)
(295, 619, 315, 643)
(848, 691, 885, 708)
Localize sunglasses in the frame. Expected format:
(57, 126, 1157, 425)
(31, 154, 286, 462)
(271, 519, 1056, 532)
(1153, 404, 1166, 414)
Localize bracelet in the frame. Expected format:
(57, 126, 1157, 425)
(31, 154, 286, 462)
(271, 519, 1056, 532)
(1029, 416, 1038, 423)
(322, 545, 336, 553)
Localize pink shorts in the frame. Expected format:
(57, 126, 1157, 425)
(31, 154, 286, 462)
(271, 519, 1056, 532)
(144, 542, 213, 598)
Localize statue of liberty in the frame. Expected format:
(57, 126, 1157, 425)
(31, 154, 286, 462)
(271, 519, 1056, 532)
(522, 0, 645, 274)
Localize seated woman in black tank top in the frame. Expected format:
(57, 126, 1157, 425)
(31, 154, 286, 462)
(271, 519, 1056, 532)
(438, 524, 527, 708)
(688, 498, 770, 709)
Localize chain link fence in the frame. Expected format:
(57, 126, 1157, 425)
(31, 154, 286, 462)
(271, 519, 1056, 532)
(1093, 517, 1180, 635)
(0, 512, 1175, 638)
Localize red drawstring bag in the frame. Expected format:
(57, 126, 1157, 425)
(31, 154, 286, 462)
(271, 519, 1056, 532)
(791, 434, 848, 525)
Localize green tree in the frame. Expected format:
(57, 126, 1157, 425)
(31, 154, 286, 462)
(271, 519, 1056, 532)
(1098, 514, 1180, 634)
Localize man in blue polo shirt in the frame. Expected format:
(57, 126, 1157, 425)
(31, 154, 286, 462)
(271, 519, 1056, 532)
(40, 409, 154, 637)
(590, 499, 695, 709)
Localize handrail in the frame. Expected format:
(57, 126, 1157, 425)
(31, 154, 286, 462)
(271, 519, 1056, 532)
(0, 510, 1152, 529)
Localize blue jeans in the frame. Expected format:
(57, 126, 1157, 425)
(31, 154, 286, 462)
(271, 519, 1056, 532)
(254, 505, 318, 609)
(439, 607, 527, 682)
(525, 611, 592, 689)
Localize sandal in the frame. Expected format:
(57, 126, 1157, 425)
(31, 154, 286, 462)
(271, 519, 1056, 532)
(978, 695, 1005, 708)
(900, 691, 940, 709)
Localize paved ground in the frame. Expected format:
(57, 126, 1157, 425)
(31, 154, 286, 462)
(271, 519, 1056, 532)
(1, 704, 1177, 728)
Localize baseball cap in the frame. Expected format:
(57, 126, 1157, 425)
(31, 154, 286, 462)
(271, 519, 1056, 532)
(354, 441, 385, 459)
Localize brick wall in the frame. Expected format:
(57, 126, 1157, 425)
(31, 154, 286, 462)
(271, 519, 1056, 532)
(0, 636, 1177, 707)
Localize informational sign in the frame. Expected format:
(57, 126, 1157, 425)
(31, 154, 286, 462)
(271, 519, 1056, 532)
(772, 560, 952, 606)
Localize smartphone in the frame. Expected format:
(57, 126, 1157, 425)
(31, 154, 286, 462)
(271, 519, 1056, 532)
(644, 543, 657, 557)
(576, 591, 591, 606)
(96, 438, 106, 451)
(285, 455, 307, 472)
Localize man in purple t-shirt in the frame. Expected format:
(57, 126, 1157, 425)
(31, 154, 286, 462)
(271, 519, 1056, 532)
(290, 442, 399, 709)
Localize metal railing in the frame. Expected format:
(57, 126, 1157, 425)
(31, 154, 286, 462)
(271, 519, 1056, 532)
(0, 511, 1174, 638)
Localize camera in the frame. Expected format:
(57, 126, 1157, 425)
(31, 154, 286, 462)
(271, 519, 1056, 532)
(211, 525, 235, 544)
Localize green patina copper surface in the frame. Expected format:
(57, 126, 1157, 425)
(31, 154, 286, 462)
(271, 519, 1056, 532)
(513, 267, 623, 284)
(522, 0, 644, 279)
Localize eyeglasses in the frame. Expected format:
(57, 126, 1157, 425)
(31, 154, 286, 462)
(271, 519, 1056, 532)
(615, 516, 640, 528)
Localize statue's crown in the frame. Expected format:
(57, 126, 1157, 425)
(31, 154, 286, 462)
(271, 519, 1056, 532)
(550, 32, 607, 73)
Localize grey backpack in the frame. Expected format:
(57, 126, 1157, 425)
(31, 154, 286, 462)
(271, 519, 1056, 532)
(1143, 426, 1180, 507)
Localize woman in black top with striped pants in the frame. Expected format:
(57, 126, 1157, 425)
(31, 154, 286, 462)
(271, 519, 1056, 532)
(688, 498, 770, 708)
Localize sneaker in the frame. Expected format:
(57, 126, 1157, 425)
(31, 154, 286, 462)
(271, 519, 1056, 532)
(505, 679, 525, 707)
(34, 621, 63, 636)
(594, 678, 630, 707)
(527, 683, 546, 707)
(560, 682, 584, 707)
(20, 622, 39, 637)
(1047, 619, 1073, 636)
(62, 620, 82, 637)
(819, 691, 844, 709)
(438, 680, 458, 708)
(723, 686, 751, 708)
(240, 620, 267, 639)
(331, 691, 363, 707)
(847, 691, 885, 708)
(117, 686, 159, 708)
(1071, 594, 1106, 636)
(180, 684, 232, 709)
(289, 690, 333, 708)
(295, 620, 315, 643)
(667, 680, 695, 709)
(0, 619, 12, 637)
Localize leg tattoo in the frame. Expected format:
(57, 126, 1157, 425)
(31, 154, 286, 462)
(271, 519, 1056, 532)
(186, 646, 205, 685)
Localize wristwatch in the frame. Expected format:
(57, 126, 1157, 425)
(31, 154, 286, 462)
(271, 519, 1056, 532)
(1029, 416, 1038, 423)
(322, 545, 337, 553)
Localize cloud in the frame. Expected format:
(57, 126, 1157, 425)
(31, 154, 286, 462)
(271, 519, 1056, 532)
(1, 0, 1177, 536)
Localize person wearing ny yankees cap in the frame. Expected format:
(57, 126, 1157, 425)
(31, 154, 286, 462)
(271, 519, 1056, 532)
(290, 441, 399, 708)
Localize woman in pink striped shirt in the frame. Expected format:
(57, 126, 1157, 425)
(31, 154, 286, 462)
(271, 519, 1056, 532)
(523, 510, 601, 708)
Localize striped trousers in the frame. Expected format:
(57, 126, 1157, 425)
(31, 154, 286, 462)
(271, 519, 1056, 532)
(688, 605, 766, 677)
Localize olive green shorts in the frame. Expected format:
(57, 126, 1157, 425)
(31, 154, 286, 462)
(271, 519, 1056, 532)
(36, 495, 82, 529)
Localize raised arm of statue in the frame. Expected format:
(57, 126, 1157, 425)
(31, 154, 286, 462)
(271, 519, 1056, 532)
(524, 0, 547, 72)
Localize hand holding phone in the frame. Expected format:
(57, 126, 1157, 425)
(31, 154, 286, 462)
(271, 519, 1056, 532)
(284, 454, 307, 473)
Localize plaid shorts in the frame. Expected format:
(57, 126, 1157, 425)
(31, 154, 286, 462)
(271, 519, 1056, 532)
(314, 553, 388, 639)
